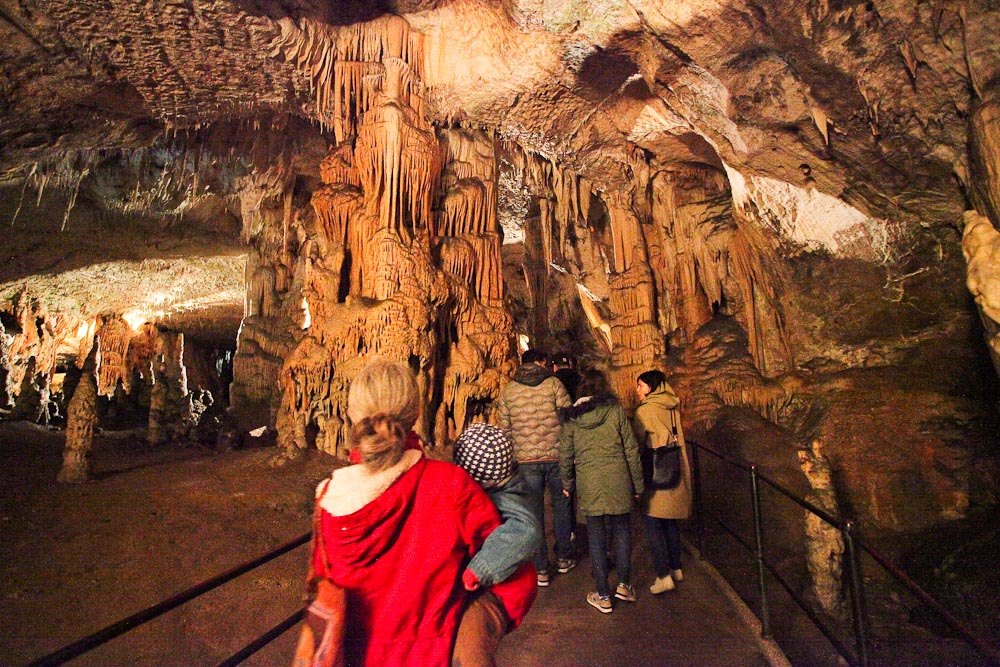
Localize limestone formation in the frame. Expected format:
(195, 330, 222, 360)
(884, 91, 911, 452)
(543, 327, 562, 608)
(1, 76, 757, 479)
(1, 5, 1000, 638)
(148, 329, 191, 446)
(798, 440, 846, 618)
(962, 210, 1000, 379)
(57, 349, 98, 484)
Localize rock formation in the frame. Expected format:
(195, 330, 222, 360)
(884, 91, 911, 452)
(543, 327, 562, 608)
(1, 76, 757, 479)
(1, 0, 999, 645)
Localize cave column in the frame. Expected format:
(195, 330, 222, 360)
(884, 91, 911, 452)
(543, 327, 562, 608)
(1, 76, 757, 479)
(602, 191, 664, 405)
(57, 348, 98, 483)
(148, 329, 190, 445)
(798, 440, 845, 618)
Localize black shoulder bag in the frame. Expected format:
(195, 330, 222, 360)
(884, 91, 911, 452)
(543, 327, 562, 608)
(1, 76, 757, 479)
(650, 418, 682, 490)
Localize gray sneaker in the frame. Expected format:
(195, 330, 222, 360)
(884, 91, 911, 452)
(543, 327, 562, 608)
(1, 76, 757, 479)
(556, 558, 577, 573)
(537, 571, 551, 587)
(586, 591, 613, 614)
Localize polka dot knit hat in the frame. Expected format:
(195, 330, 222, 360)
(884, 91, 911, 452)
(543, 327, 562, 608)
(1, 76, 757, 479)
(454, 423, 515, 485)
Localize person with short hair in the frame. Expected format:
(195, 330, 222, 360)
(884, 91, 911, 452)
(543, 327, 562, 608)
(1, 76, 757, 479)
(496, 349, 574, 587)
(551, 352, 581, 402)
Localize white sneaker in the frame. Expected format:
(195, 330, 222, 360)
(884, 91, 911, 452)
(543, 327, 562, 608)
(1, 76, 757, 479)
(650, 575, 675, 594)
(672, 569, 684, 582)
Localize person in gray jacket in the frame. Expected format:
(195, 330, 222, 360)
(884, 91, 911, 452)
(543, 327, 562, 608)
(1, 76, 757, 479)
(497, 349, 574, 586)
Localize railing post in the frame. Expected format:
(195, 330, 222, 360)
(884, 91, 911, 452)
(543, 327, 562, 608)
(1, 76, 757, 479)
(749, 465, 771, 638)
(691, 441, 706, 556)
(842, 520, 870, 667)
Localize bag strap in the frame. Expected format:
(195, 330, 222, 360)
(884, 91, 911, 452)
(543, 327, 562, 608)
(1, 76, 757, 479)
(305, 477, 333, 598)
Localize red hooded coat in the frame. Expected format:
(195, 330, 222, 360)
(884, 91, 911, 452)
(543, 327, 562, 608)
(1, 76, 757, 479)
(312, 454, 532, 667)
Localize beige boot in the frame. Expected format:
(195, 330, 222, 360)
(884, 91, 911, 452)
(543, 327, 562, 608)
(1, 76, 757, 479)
(650, 575, 675, 594)
(671, 569, 684, 582)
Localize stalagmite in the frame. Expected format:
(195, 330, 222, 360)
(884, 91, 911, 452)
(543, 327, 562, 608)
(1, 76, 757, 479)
(962, 210, 1000, 378)
(58, 348, 98, 483)
(148, 329, 190, 446)
(798, 440, 845, 618)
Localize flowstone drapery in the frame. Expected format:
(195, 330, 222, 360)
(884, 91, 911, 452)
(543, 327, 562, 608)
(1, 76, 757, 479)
(268, 40, 515, 461)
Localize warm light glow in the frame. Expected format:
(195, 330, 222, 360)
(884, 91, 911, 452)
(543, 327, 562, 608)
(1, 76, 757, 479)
(122, 311, 147, 331)
(301, 297, 311, 329)
(149, 291, 171, 306)
(517, 334, 529, 353)
(576, 284, 613, 353)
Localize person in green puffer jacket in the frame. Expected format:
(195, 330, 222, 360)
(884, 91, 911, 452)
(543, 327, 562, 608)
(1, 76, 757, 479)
(558, 371, 644, 614)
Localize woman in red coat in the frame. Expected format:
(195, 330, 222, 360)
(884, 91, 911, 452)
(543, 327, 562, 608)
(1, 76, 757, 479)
(297, 358, 534, 667)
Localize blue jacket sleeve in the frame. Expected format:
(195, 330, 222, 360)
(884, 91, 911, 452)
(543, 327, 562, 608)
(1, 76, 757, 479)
(466, 471, 542, 586)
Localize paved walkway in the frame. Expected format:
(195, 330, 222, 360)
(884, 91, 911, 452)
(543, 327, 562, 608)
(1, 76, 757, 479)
(496, 528, 786, 667)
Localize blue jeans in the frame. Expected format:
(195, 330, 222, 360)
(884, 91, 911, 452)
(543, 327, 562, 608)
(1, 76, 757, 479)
(644, 515, 683, 577)
(521, 461, 574, 573)
(585, 513, 632, 597)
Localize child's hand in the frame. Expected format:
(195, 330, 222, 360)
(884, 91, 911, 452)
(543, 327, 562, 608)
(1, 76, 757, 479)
(462, 568, 481, 591)
(562, 489, 570, 497)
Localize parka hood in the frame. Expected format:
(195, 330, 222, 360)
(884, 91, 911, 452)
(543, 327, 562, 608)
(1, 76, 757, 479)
(559, 393, 618, 428)
(320, 455, 425, 568)
(512, 362, 553, 387)
(641, 384, 679, 410)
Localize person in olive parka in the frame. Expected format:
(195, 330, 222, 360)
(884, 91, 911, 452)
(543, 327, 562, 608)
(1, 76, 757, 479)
(558, 371, 643, 614)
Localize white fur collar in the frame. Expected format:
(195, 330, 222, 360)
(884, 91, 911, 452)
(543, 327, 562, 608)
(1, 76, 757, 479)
(317, 449, 423, 517)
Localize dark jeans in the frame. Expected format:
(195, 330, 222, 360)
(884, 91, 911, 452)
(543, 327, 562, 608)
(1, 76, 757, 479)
(521, 461, 573, 573)
(644, 515, 683, 577)
(585, 513, 631, 597)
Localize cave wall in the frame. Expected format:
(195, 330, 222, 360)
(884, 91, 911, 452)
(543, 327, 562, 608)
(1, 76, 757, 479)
(0, 3, 996, 566)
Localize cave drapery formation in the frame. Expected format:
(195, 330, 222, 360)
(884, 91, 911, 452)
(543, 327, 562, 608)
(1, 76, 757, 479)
(2, 0, 1000, 620)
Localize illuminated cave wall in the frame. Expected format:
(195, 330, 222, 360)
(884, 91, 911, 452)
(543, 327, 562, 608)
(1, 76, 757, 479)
(227, 14, 798, 461)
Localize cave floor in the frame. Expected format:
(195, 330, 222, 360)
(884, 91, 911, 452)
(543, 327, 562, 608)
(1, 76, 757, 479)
(1, 421, 781, 666)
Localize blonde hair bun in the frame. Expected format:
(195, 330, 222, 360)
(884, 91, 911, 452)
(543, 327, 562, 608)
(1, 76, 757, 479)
(347, 358, 420, 471)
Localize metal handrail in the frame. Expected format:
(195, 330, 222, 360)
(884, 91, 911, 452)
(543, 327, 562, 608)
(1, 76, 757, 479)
(26, 531, 311, 667)
(214, 608, 306, 667)
(699, 503, 856, 660)
(691, 440, 1000, 667)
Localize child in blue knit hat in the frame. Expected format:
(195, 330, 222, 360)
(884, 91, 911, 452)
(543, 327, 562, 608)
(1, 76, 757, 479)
(454, 422, 541, 590)
(451, 422, 542, 665)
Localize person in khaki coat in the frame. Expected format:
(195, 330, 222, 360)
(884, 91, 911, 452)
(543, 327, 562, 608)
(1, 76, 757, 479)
(633, 370, 692, 595)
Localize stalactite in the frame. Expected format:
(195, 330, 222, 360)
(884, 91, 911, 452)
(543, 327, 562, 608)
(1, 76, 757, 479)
(646, 165, 789, 376)
(312, 184, 363, 246)
(727, 219, 794, 375)
(354, 59, 440, 243)
(577, 284, 614, 353)
(604, 191, 640, 274)
(269, 15, 424, 141)
(95, 314, 132, 396)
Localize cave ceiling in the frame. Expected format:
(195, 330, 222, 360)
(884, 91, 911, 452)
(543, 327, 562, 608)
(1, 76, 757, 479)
(0, 0, 997, 344)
